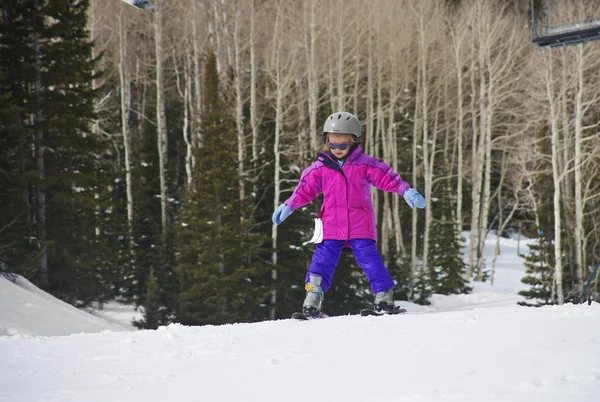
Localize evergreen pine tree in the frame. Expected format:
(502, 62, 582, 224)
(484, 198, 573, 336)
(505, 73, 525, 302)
(429, 188, 472, 295)
(40, 0, 113, 305)
(133, 268, 162, 329)
(0, 1, 38, 276)
(175, 48, 268, 326)
(0, 80, 34, 275)
(413, 267, 433, 306)
(0, 0, 114, 305)
(387, 255, 413, 302)
(519, 231, 554, 306)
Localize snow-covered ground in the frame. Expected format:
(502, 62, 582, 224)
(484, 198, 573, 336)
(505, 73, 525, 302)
(0, 275, 136, 337)
(2, 233, 600, 402)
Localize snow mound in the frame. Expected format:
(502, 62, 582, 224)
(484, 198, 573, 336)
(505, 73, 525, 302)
(0, 275, 134, 338)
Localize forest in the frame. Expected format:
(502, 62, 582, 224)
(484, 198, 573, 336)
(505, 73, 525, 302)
(1, 0, 599, 327)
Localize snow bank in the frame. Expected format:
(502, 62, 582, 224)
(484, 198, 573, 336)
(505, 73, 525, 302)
(0, 275, 134, 338)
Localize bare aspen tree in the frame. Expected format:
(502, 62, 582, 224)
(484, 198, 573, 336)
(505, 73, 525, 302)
(352, 30, 361, 115)
(269, 0, 300, 319)
(326, 7, 336, 113)
(34, 25, 47, 287)
(304, 0, 319, 151)
(388, 5, 410, 258)
(249, 0, 259, 176)
(410, 57, 422, 294)
(118, 13, 135, 234)
(191, 0, 204, 147)
(466, 32, 482, 279)
(376, 18, 389, 260)
(380, 5, 401, 260)
(184, 58, 194, 191)
(233, 2, 246, 201)
(542, 50, 565, 304)
(155, 5, 169, 245)
(449, 11, 467, 232)
(569, 38, 600, 293)
(207, 0, 226, 74)
(573, 45, 586, 293)
(462, 1, 525, 280)
(490, 151, 525, 285)
(371, 13, 385, 247)
(412, 0, 442, 276)
(335, 0, 345, 111)
(171, 35, 194, 192)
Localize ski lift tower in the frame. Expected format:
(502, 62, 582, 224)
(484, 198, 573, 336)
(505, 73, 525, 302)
(531, 0, 600, 49)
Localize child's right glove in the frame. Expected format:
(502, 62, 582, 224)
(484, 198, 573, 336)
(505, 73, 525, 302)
(272, 204, 292, 224)
(403, 188, 426, 209)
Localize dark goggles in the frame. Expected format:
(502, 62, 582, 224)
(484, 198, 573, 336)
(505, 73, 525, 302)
(328, 142, 350, 151)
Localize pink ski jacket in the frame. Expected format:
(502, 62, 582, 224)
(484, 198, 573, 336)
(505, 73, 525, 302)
(284, 146, 410, 241)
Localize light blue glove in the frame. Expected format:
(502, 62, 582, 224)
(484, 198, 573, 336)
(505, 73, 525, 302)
(403, 188, 426, 209)
(272, 204, 293, 224)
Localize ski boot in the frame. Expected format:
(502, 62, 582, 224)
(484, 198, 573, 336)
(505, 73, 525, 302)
(302, 274, 324, 318)
(360, 289, 406, 316)
(374, 289, 396, 313)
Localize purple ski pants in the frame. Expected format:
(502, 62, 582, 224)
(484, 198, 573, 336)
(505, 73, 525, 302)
(306, 239, 395, 294)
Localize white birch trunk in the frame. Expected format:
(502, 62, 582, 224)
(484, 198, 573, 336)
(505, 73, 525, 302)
(233, 8, 245, 202)
(388, 66, 406, 257)
(336, 0, 344, 111)
(451, 25, 465, 234)
(192, 0, 203, 148)
(545, 55, 565, 305)
(305, 0, 319, 151)
(182, 60, 193, 191)
(573, 45, 584, 293)
(410, 68, 422, 296)
(366, 6, 374, 154)
(155, 6, 169, 244)
(467, 38, 483, 279)
(490, 152, 522, 285)
(352, 30, 361, 115)
(416, 2, 434, 276)
(118, 14, 135, 233)
(34, 29, 48, 287)
(270, 1, 284, 320)
(250, 0, 258, 172)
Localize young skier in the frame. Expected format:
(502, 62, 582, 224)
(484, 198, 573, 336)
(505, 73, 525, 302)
(272, 111, 426, 318)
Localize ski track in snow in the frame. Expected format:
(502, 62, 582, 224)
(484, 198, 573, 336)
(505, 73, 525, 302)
(2, 234, 600, 401)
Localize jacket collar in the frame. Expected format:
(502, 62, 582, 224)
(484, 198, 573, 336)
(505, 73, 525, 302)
(316, 145, 362, 174)
(320, 144, 362, 164)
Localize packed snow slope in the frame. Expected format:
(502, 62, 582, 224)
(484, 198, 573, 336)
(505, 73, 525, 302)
(2, 233, 600, 402)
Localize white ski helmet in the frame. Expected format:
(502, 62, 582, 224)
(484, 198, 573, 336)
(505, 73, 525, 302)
(322, 112, 362, 142)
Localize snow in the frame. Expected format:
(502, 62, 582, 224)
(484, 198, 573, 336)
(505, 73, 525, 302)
(2, 233, 600, 402)
(0, 276, 134, 337)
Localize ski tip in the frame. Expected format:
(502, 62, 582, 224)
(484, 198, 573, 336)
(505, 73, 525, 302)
(360, 308, 407, 317)
(291, 312, 328, 320)
(291, 312, 308, 320)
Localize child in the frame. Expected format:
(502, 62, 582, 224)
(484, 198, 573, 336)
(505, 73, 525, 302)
(272, 111, 426, 317)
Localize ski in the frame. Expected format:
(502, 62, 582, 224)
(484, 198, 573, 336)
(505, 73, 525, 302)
(122, 0, 158, 10)
(360, 307, 407, 317)
(291, 312, 328, 320)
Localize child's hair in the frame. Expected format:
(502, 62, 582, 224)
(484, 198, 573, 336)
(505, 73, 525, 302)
(322, 133, 357, 152)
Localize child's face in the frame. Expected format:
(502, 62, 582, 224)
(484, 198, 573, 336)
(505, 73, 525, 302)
(327, 133, 353, 159)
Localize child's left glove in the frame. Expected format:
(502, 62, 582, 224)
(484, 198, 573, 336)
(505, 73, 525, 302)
(403, 188, 426, 209)
(272, 204, 292, 224)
